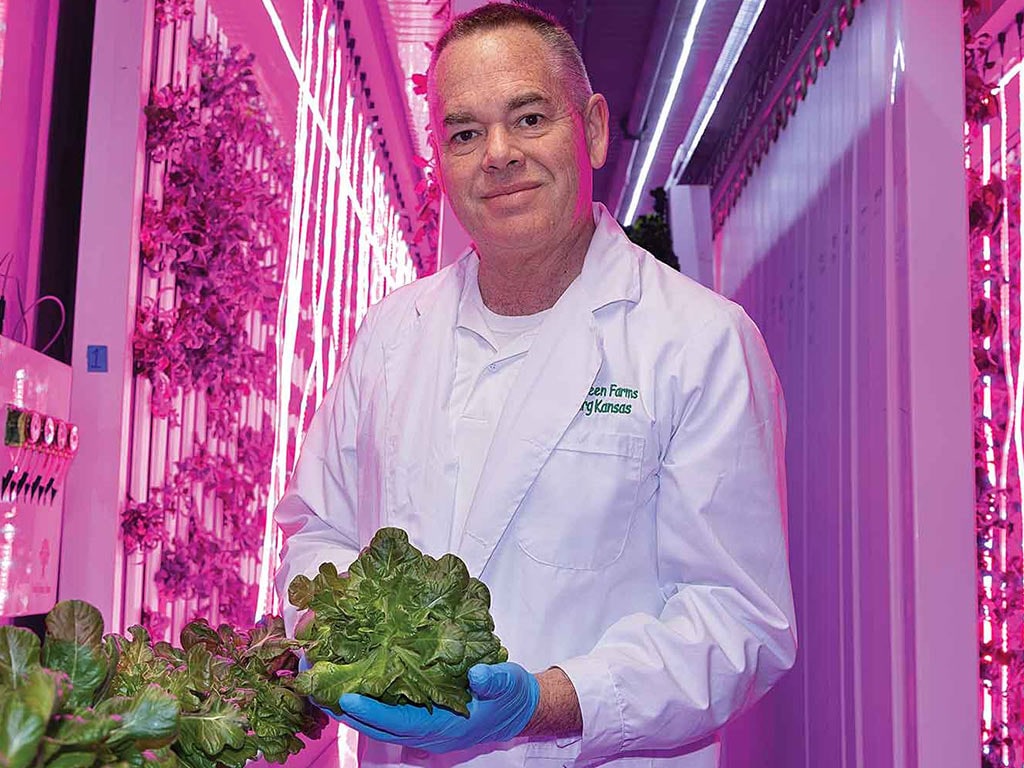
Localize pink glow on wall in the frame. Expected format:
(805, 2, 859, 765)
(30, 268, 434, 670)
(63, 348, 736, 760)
(0, 1, 7, 100)
(254, 0, 416, 623)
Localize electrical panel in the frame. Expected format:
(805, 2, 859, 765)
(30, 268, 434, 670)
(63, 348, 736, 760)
(0, 336, 76, 617)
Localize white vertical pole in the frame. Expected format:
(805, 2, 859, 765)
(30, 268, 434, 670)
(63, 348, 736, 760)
(59, 0, 155, 633)
(897, 0, 977, 763)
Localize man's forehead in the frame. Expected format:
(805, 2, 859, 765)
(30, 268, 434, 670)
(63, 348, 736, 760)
(431, 26, 558, 87)
(429, 27, 564, 118)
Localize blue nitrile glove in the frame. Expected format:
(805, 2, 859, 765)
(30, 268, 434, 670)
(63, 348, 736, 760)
(335, 662, 540, 754)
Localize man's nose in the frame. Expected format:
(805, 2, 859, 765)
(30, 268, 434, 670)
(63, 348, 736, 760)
(481, 126, 523, 171)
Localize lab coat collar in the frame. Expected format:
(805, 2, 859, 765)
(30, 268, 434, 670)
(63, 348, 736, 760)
(575, 202, 641, 313)
(414, 202, 640, 321)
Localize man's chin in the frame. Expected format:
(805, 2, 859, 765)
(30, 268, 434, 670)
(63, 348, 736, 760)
(474, 221, 550, 253)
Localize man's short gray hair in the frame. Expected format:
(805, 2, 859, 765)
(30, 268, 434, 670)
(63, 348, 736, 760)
(428, 2, 594, 113)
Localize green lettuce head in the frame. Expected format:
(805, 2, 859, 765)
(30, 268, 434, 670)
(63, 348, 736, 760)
(289, 527, 509, 716)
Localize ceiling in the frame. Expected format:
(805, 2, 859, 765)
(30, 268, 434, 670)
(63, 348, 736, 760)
(518, 0, 816, 222)
(373, 0, 449, 159)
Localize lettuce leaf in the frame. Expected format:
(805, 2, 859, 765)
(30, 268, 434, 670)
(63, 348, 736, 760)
(42, 602, 108, 711)
(0, 627, 42, 688)
(0, 682, 49, 768)
(290, 527, 508, 716)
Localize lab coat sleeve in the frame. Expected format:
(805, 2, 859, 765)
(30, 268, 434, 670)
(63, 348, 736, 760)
(273, 306, 380, 635)
(557, 304, 797, 764)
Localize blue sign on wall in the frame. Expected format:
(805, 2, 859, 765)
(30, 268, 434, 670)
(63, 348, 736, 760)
(86, 345, 108, 373)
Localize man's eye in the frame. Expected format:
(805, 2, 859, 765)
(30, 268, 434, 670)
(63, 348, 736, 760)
(518, 114, 543, 128)
(451, 130, 477, 144)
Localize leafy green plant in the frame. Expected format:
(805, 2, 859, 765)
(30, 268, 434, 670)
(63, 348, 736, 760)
(0, 601, 325, 768)
(109, 617, 326, 767)
(0, 601, 179, 768)
(289, 527, 508, 716)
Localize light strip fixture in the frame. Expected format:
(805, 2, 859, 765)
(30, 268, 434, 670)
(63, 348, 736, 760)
(621, 0, 708, 226)
(669, 0, 768, 185)
(621, 0, 766, 226)
(0, 1, 7, 102)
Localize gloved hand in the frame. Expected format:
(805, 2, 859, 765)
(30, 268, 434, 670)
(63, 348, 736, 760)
(335, 662, 540, 754)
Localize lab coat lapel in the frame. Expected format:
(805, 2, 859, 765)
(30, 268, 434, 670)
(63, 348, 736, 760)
(381, 263, 464, 556)
(457, 289, 602, 577)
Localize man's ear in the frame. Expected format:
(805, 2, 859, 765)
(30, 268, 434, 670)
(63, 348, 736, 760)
(584, 93, 610, 170)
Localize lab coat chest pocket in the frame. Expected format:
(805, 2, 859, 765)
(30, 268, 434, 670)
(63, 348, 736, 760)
(515, 430, 645, 571)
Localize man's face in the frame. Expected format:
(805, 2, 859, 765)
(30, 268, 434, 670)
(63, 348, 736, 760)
(429, 26, 608, 255)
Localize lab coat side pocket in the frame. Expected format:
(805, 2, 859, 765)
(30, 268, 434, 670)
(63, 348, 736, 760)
(515, 432, 644, 571)
(523, 736, 582, 766)
(525, 739, 658, 767)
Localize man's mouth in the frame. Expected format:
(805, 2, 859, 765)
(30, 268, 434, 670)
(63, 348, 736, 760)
(481, 184, 541, 200)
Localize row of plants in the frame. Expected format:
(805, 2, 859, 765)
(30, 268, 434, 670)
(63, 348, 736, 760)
(129, 9, 292, 630)
(0, 601, 325, 768)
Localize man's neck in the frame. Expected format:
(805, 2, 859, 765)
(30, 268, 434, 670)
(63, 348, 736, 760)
(475, 214, 596, 316)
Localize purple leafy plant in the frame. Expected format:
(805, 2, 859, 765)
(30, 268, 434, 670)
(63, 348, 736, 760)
(130, 29, 291, 632)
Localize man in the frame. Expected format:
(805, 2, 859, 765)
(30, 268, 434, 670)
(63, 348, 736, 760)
(274, 3, 797, 766)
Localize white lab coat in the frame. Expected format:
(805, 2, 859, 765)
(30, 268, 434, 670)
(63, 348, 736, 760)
(275, 204, 797, 768)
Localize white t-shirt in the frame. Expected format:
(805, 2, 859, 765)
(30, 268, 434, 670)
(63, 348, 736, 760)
(448, 272, 550, 550)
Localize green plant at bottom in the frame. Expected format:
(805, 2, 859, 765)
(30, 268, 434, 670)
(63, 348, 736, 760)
(0, 601, 325, 768)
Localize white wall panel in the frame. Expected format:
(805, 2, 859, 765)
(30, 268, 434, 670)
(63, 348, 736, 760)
(714, 1, 975, 766)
